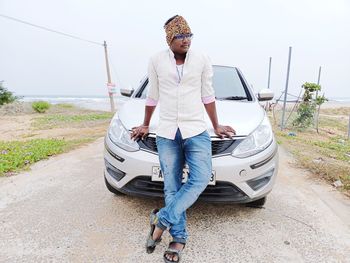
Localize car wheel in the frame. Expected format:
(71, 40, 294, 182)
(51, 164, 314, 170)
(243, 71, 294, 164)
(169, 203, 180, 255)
(104, 177, 125, 195)
(245, 196, 266, 208)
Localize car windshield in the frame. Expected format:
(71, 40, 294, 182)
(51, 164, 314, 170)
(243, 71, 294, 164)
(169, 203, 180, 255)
(136, 66, 252, 101)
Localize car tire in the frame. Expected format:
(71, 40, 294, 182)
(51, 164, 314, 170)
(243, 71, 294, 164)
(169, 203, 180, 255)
(245, 196, 266, 208)
(104, 177, 125, 195)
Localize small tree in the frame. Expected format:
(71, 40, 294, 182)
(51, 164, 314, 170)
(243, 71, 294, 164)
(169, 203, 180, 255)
(315, 93, 328, 133)
(293, 82, 326, 129)
(0, 82, 17, 106)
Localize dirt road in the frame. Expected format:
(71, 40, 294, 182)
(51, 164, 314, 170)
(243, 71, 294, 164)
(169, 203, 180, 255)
(1, 138, 350, 262)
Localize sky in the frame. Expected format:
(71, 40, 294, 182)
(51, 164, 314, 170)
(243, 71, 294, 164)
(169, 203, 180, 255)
(0, 0, 349, 98)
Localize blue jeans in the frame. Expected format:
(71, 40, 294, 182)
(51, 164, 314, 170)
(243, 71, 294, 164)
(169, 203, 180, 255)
(155, 129, 212, 244)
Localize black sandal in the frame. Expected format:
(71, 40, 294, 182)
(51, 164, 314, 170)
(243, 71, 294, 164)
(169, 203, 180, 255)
(163, 241, 186, 263)
(145, 208, 162, 254)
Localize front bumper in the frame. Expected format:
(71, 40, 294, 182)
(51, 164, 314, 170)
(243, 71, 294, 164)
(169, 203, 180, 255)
(104, 135, 279, 203)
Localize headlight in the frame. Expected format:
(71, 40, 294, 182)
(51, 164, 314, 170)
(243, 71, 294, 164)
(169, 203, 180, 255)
(232, 115, 273, 158)
(108, 118, 139, 152)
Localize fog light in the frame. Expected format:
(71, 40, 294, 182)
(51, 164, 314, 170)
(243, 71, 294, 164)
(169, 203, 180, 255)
(247, 169, 274, 191)
(104, 159, 126, 181)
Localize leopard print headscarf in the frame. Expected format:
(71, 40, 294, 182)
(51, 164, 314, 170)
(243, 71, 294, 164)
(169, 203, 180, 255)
(164, 15, 192, 46)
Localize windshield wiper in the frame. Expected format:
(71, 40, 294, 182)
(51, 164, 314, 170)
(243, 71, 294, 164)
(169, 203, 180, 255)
(217, 96, 248, 101)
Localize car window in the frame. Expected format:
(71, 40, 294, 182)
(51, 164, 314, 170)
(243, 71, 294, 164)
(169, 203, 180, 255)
(137, 66, 251, 101)
(212, 66, 250, 100)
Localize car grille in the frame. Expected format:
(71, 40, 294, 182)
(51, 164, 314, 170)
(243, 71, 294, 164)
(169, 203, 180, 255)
(122, 176, 248, 203)
(138, 136, 241, 157)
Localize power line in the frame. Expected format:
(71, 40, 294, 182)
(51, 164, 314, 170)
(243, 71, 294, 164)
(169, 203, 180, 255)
(0, 13, 103, 46)
(110, 59, 123, 86)
(108, 50, 125, 87)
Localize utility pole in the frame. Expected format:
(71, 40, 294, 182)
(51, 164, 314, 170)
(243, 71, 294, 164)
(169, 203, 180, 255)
(267, 57, 272, 89)
(315, 66, 322, 98)
(314, 66, 322, 131)
(265, 57, 272, 111)
(281, 47, 292, 130)
(103, 41, 116, 112)
(348, 115, 350, 139)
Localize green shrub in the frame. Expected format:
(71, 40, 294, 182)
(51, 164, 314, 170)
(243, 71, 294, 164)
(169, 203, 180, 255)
(293, 82, 326, 129)
(293, 102, 316, 128)
(0, 83, 17, 106)
(32, 101, 51, 113)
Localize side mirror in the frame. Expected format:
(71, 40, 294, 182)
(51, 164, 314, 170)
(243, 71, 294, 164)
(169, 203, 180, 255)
(257, 89, 274, 101)
(120, 88, 134, 97)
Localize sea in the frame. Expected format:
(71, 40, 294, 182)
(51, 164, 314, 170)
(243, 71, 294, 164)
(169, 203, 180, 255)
(328, 97, 350, 103)
(18, 95, 350, 111)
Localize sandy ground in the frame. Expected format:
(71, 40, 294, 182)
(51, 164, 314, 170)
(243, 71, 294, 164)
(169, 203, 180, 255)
(0, 138, 349, 263)
(0, 115, 33, 141)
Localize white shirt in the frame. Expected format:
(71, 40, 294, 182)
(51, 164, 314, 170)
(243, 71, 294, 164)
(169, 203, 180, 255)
(175, 64, 184, 83)
(146, 49, 215, 139)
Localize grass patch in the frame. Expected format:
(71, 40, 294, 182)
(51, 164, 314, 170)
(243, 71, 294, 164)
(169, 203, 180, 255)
(310, 137, 350, 161)
(33, 112, 113, 129)
(318, 116, 347, 133)
(38, 113, 113, 122)
(275, 130, 350, 161)
(55, 103, 74, 109)
(0, 138, 93, 176)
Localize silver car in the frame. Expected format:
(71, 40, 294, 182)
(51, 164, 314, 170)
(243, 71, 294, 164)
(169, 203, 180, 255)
(104, 65, 278, 207)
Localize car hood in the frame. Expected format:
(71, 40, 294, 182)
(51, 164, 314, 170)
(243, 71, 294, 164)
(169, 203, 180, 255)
(117, 99, 265, 136)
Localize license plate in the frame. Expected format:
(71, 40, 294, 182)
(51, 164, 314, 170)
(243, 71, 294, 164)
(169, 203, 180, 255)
(151, 166, 216, 185)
